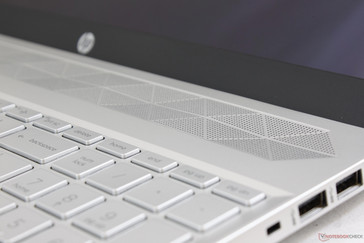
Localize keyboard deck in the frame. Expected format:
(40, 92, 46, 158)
(0, 99, 266, 243)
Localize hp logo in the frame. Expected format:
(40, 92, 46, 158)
(77, 32, 95, 55)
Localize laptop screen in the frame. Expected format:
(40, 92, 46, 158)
(1, 1, 364, 127)
(3, 1, 364, 79)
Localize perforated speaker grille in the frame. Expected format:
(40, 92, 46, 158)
(0, 46, 336, 160)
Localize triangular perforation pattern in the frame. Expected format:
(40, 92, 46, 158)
(112, 84, 154, 102)
(26, 60, 68, 76)
(210, 114, 266, 136)
(153, 86, 199, 103)
(160, 98, 206, 116)
(274, 132, 335, 155)
(0, 49, 336, 161)
(269, 140, 329, 160)
(16, 66, 55, 80)
(266, 116, 326, 137)
(57, 87, 104, 104)
(155, 117, 205, 137)
(99, 89, 145, 106)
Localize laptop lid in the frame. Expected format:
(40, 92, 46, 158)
(0, 1, 363, 128)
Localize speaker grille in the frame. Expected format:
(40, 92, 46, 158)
(0, 49, 336, 160)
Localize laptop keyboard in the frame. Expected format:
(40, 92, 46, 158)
(0, 99, 267, 242)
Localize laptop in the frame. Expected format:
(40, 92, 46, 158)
(0, 1, 363, 242)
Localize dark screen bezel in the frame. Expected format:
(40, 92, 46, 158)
(0, 4, 363, 127)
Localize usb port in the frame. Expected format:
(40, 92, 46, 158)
(336, 170, 362, 199)
(299, 191, 327, 219)
(267, 222, 280, 235)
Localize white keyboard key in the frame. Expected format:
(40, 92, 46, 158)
(73, 201, 146, 239)
(22, 226, 92, 243)
(2, 169, 68, 202)
(0, 150, 32, 182)
(63, 127, 104, 145)
(86, 163, 152, 195)
(170, 165, 220, 189)
(33, 116, 72, 134)
(97, 138, 140, 159)
(0, 207, 53, 243)
(52, 149, 114, 179)
(166, 194, 240, 232)
(212, 180, 266, 206)
(0, 127, 79, 164)
(131, 151, 178, 173)
(124, 177, 194, 213)
(36, 184, 105, 219)
(110, 219, 191, 243)
(0, 99, 15, 112)
(0, 115, 25, 138)
(0, 195, 17, 215)
(6, 106, 43, 123)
